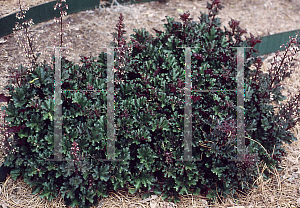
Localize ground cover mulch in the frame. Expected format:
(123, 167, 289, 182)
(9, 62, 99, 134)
(1, 0, 300, 207)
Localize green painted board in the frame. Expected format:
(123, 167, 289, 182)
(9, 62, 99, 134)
(253, 29, 300, 57)
(0, 0, 158, 38)
(1, 1, 61, 38)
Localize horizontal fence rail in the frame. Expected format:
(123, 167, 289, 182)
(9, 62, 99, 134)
(0, 0, 158, 38)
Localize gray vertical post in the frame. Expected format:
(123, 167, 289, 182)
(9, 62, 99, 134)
(236, 47, 245, 161)
(53, 47, 63, 161)
(228, 46, 255, 162)
(107, 47, 115, 160)
(45, 46, 69, 162)
(184, 47, 192, 161)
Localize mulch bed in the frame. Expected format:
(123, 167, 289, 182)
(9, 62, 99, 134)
(1, 0, 300, 207)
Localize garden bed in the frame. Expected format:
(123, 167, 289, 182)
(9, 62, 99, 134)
(1, 0, 300, 207)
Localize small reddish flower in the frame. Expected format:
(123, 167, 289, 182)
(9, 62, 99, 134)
(177, 78, 184, 88)
(247, 33, 262, 47)
(204, 69, 213, 75)
(87, 83, 94, 90)
(213, 0, 221, 5)
(168, 83, 177, 93)
(180, 11, 193, 22)
(192, 95, 201, 102)
(229, 19, 240, 29)
(218, 52, 230, 62)
(238, 28, 247, 34)
(193, 53, 204, 61)
(154, 67, 161, 76)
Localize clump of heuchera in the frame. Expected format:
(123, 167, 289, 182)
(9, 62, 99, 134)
(2, 0, 300, 207)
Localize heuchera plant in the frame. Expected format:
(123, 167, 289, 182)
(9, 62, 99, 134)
(1, 0, 300, 207)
